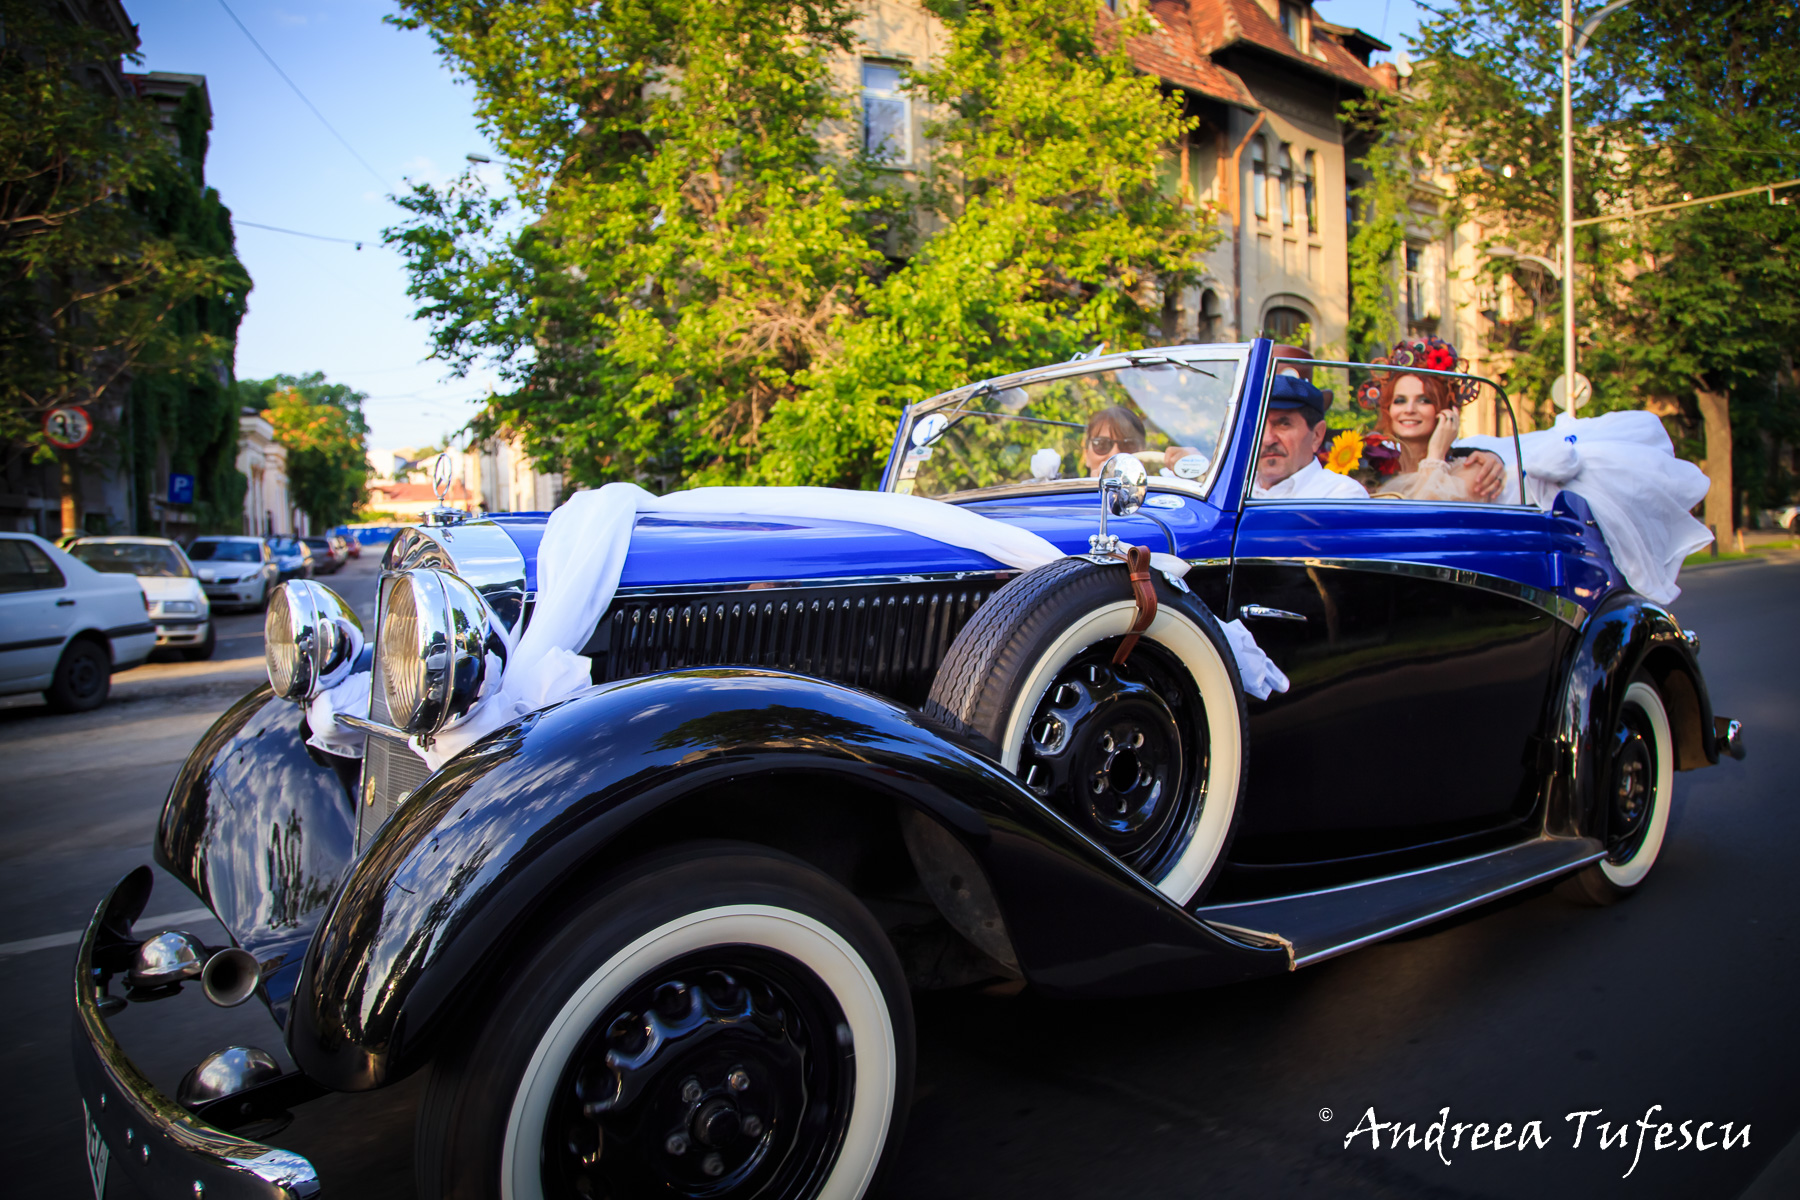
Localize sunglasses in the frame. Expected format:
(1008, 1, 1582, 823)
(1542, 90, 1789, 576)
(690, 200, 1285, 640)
(1087, 435, 1142, 454)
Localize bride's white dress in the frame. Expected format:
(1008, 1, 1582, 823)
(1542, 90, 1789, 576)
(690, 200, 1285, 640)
(1459, 410, 1713, 607)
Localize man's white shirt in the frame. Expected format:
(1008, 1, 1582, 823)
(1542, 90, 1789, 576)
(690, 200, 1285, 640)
(1252, 457, 1369, 501)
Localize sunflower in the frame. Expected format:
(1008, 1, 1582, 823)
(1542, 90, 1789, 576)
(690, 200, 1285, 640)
(1323, 430, 1364, 475)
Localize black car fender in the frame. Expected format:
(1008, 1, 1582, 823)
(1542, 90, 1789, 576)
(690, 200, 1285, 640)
(1547, 591, 1716, 839)
(287, 669, 1288, 1091)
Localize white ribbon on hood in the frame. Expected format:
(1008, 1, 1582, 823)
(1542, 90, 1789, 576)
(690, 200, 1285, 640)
(401, 485, 1287, 770)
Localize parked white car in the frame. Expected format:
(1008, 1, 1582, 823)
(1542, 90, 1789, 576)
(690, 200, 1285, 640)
(67, 536, 214, 661)
(0, 532, 156, 711)
(186, 535, 280, 611)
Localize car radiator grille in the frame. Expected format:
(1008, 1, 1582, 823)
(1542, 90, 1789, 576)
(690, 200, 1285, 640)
(357, 577, 431, 850)
(590, 578, 1011, 708)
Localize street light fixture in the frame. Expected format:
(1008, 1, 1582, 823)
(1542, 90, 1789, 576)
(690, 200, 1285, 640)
(1560, 0, 1637, 416)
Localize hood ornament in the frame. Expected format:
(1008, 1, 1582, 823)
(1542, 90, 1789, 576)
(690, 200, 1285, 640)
(424, 452, 467, 526)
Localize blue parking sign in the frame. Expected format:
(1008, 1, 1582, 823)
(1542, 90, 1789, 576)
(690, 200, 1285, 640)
(167, 473, 195, 505)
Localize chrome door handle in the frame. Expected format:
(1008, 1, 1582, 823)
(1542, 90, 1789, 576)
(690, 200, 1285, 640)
(1239, 605, 1306, 622)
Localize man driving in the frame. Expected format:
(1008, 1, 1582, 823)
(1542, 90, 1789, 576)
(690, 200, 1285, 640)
(1253, 376, 1370, 500)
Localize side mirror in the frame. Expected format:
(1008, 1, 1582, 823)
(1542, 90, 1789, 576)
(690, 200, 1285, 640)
(1100, 452, 1148, 515)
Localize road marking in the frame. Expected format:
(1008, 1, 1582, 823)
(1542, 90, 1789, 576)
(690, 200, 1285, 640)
(0, 907, 216, 958)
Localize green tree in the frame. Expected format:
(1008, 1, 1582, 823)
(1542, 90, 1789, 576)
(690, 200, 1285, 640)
(757, 0, 1215, 487)
(0, 0, 249, 531)
(241, 373, 372, 528)
(387, 0, 1216, 492)
(1342, 93, 1413, 361)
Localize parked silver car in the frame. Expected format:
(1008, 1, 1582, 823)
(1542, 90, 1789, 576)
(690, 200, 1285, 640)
(185, 536, 280, 611)
(67, 536, 214, 660)
(0, 533, 156, 711)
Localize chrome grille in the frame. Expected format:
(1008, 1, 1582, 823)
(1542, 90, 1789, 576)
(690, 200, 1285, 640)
(593, 579, 1008, 707)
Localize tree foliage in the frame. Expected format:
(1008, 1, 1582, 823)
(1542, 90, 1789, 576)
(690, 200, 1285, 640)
(0, 0, 249, 518)
(1342, 92, 1412, 361)
(386, 0, 1217, 492)
(241, 373, 372, 529)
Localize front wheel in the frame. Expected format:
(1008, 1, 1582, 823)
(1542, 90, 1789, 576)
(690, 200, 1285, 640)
(416, 846, 913, 1200)
(1560, 679, 1675, 906)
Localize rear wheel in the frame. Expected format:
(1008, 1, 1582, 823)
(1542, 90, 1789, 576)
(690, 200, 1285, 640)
(416, 846, 912, 1200)
(1560, 679, 1674, 906)
(46, 638, 110, 712)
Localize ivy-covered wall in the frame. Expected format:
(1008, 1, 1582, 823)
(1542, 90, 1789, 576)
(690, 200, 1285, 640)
(129, 86, 249, 534)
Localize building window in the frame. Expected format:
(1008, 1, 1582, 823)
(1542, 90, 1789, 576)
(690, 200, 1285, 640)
(1405, 245, 1431, 325)
(862, 62, 909, 164)
(1264, 305, 1310, 348)
(1198, 289, 1223, 341)
(1250, 138, 1268, 220)
(1278, 144, 1294, 226)
(1303, 150, 1318, 233)
(1279, 1, 1303, 48)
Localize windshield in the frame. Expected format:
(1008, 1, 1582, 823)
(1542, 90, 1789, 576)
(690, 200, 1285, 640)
(189, 541, 260, 563)
(890, 355, 1243, 499)
(70, 542, 191, 577)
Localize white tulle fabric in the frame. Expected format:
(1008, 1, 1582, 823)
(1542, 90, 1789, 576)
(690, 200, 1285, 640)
(304, 618, 370, 758)
(413, 484, 1288, 770)
(1458, 410, 1712, 606)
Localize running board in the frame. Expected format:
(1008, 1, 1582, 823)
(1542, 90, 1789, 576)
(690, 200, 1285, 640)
(1194, 836, 1606, 969)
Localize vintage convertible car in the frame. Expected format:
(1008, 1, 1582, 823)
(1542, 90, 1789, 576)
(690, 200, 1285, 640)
(72, 339, 1745, 1200)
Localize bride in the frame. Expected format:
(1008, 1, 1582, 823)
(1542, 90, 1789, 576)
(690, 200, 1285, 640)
(1362, 351, 1504, 502)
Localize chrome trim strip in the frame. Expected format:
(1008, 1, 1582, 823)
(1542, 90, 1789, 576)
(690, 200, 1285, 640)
(612, 568, 1019, 599)
(1233, 555, 1588, 627)
(1239, 605, 1306, 622)
(338, 712, 405, 738)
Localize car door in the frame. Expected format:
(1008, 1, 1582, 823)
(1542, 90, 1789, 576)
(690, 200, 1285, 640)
(1226, 500, 1571, 871)
(0, 537, 72, 688)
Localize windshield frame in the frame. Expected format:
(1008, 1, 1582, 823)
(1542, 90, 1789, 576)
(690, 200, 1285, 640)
(883, 344, 1253, 504)
(1246, 356, 1527, 508)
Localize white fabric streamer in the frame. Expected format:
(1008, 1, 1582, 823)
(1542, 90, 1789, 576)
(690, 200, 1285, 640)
(410, 485, 1287, 769)
(305, 619, 370, 758)
(1459, 410, 1712, 605)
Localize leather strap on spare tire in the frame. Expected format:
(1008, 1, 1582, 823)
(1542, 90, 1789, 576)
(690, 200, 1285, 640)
(1107, 544, 1157, 665)
(924, 556, 1249, 905)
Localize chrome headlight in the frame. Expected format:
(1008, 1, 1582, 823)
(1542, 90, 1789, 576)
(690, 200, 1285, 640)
(266, 581, 364, 701)
(379, 568, 507, 737)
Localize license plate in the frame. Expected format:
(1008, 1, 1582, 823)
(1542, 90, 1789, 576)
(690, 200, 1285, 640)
(82, 1100, 110, 1199)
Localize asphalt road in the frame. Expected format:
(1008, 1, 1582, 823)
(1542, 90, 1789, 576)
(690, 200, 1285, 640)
(1, 554, 1793, 1199)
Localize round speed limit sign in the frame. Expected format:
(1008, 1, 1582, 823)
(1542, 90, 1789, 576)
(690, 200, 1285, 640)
(44, 405, 94, 450)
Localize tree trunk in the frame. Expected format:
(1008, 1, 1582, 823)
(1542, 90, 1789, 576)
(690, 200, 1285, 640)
(59, 453, 80, 539)
(1695, 380, 1733, 547)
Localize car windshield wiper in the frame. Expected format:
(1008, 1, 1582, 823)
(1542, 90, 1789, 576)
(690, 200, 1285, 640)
(1124, 353, 1218, 380)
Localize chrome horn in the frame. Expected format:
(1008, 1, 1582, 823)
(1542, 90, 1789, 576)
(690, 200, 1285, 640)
(265, 580, 363, 702)
(1091, 452, 1149, 554)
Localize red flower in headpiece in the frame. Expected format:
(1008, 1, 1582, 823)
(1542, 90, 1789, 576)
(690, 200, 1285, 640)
(1423, 346, 1456, 372)
(1362, 433, 1402, 476)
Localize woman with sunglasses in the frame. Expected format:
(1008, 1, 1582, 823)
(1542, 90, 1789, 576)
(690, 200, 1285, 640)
(1082, 406, 1149, 475)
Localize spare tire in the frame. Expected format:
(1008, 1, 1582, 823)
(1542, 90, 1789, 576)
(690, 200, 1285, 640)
(925, 556, 1247, 906)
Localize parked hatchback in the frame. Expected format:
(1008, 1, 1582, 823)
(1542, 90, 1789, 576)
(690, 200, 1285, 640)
(186, 536, 280, 611)
(0, 533, 155, 711)
(300, 535, 347, 575)
(66, 536, 213, 660)
(265, 537, 316, 583)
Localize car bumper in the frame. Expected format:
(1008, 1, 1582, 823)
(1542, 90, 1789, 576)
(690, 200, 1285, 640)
(71, 870, 320, 1199)
(153, 617, 209, 646)
(202, 583, 263, 604)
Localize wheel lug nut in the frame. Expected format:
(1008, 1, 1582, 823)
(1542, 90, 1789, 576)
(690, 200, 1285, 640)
(680, 1079, 704, 1104)
(742, 1115, 763, 1138)
(665, 1133, 689, 1156)
(727, 1069, 750, 1092)
(702, 1153, 724, 1177)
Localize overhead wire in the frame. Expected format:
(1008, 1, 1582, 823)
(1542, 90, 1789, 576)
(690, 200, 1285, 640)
(213, 0, 392, 191)
(236, 220, 365, 248)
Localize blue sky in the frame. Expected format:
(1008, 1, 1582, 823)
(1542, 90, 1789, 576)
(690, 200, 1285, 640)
(131, 0, 1426, 455)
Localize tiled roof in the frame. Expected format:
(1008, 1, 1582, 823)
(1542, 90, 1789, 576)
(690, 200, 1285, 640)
(1134, 0, 1391, 99)
(369, 481, 475, 503)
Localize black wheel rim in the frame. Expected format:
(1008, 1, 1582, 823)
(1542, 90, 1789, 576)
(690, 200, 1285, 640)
(544, 948, 854, 1200)
(1018, 638, 1207, 879)
(1605, 706, 1657, 865)
(66, 647, 104, 702)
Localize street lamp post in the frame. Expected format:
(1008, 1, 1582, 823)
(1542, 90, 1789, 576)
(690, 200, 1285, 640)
(1559, 0, 1637, 416)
